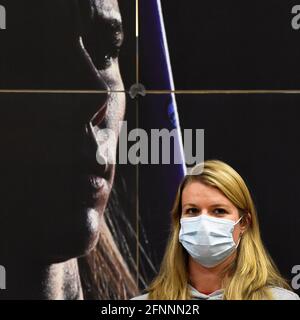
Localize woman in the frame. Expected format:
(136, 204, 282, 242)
(133, 160, 299, 300)
(0, 0, 138, 300)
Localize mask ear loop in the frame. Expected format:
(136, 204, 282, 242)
(233, 215, 244, 226)
(234, 214, 245, 248)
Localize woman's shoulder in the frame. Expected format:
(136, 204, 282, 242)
(268, 286, 300, 300)
(130, 287, 300, 300)
(130, 293, 149, 300)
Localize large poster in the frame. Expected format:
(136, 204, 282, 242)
(0, 0, 299, 302)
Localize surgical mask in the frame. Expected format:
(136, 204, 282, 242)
(179, 214, 243, 268)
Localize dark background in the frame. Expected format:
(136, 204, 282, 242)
(155, 0, 300, 90)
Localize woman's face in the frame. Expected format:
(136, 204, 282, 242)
(0, 0, 125, 262)
(181, 181, 244, 245)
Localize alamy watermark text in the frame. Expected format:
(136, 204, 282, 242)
(0, 4, 6, 30)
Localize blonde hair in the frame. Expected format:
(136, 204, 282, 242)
(147, 160, 291, 300)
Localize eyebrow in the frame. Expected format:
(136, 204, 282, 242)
(182, 203, 198, 209)
(210, 203, 231, 209)
(182, 203, 231, 209)
(92, 1, 124, 44)
(78, 0, 124, 47)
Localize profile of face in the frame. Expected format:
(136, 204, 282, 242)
(0, 0, 125, 263)
(181, 181, 248, 263)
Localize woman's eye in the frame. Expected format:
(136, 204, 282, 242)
(185, 208, 199, 215)
(80, 35, 121, 71)
(213, 208, 227, 215)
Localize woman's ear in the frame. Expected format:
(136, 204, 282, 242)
(240, 212, 251, 234)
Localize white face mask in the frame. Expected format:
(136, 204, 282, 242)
(179, 214, 243, 268)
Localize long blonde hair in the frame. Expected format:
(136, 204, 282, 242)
(148, 160, 291, 300)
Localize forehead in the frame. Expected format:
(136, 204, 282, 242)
(93, 0, 121, 20)
(182, 181, 233, 206)
(8, 1, 122, 31)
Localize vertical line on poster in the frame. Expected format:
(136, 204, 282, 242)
(135, 0, 139, 85)
(135, 97, 140, 286)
